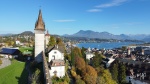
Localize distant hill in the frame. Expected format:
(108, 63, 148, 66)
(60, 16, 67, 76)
(143, 37, 150, 42)
(19, 31, 34, 36)
(0, 31, 34, 37)
(63, 30, 150, 41)
(0, 33, 14, 36)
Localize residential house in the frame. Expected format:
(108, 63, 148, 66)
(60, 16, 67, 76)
(85, 47, 95, 60)
(48, 45, 65, 78)
(0, 48, 21, 58)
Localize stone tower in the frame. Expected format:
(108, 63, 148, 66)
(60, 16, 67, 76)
(34, 9, 45, 62)
(141, 49, 144, 55)
(128, 47, 131, 55)
(45, 30, 50, 48)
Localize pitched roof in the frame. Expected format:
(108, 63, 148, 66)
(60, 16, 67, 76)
(0, 48, 21, 55)
(47, 45, 65, 53)
(35, 9, 45, 30)
(50, 60, 65, 67)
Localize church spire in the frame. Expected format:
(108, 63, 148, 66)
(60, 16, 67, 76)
(35, 9, 45, 30)
(45, 30, 50, 36)
(47, 30, 49, 34)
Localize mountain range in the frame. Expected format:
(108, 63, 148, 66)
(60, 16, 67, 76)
(0, 30, 150, 42)
(63, 30, 150, 42)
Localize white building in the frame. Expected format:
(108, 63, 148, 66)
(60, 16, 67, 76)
(48, 46, 65, 78)
(86, 52, 95, 60)
(34, 9, 45, 62)
(85, 47, 95, 60)
(15, 40, 20, 45)
(106, 58, 115, 67)
(128, 47, 131, 55)
(49, 60, 65, 78)
(48, 47, 64, 62)
(45, 30, 50, 48)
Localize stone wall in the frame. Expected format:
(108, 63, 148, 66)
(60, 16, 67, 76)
(42, 52, 51, 84)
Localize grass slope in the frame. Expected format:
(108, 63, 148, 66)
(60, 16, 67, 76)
(19, 47, 33, 53)
(0, 60, 28, 84)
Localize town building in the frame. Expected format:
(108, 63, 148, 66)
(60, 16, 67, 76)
(85, 47, 95, 60)
(0, 48, 21, 58)
(15, 40, 20, 45)
(45, 30, 50, 48)
(47, 45, 65, 78)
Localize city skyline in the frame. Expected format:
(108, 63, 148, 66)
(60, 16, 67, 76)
(0, 0, 150, 35)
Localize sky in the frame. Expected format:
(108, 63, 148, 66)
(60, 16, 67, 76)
(0, 0, 150, 35)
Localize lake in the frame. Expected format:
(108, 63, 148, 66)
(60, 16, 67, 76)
(76, 42, 143, 49)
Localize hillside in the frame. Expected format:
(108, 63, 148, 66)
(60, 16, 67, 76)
(18, 31, 34, 36)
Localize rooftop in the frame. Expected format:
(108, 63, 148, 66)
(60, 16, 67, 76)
(50, 60, 65, 67)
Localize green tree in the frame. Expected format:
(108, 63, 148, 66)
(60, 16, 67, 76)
(71, 50, 75, 66)
(110, 63, 118, 83)
(118, 63, 126, 84)
(71, 47, 82, 66)
(56, 37, 63, 45)
(7, 41, 14, 46)
(96, 70, 117, 84)
(75, 75, 85, 84)
(122, 46, 127, 52)
(73, 47, 82, 57)
(48, 36, 56, 46)
(65, 54, 71, 61)
(81, 47, 86, 62)
(92, 52, 102, 68)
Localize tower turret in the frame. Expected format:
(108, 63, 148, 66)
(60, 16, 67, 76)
(141, 49, 144, 55)
(35, 9, 45, 30)
(34, 9, 45, 62)
(128, 47, 131, 55)
(45, 30, 50, 48)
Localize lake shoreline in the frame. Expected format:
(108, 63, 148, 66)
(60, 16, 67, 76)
(76, 42, 144, 49)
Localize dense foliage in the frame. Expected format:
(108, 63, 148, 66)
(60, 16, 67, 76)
(48, 36, 56, 46)
(69, 47, 118, 84)
(109, 60, 127, 84)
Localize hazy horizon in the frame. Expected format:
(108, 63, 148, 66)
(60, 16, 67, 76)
(0, 30, 150, 36)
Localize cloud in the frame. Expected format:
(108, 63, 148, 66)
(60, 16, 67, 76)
(87, 0, 128, 13)
(95, 0, 128, 8)
(53, 20, 76, 22)
(87, 9, 102, 12)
